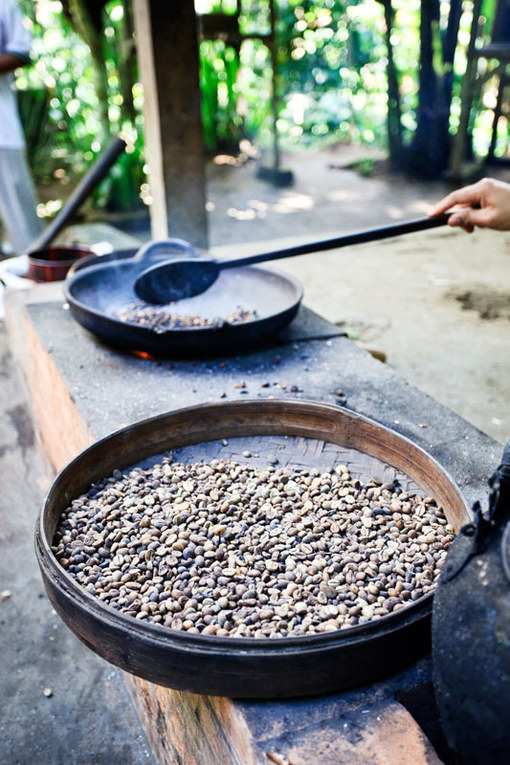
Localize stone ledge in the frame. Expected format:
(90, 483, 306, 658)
(5, 284, 502, 764)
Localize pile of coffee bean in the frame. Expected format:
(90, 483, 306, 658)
(116, 302, 256, 332)
(52, 458, 455, 638)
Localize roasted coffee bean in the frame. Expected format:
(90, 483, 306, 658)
(116, 303, 257, 332)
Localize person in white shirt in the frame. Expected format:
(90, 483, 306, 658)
(0, 0, 42, 254)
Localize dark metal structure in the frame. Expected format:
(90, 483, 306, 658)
(433, 442, 510, 764)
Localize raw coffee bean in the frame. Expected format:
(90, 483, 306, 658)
(53, 457, 455, 639)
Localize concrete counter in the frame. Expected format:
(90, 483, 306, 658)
(5, 281, 502, 764)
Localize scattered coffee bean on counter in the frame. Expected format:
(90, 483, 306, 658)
(52, 458, 455, 638)
(115, 302, 257, 332)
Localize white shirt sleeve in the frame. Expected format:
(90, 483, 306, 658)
(0, 0, 32, 148)
(1, 0, 32, 60)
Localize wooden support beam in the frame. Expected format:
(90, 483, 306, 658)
(133, 0, 208, 248)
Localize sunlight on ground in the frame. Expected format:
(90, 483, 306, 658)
(226, 199, 269, 220)
(386, 203, 435, 219)
(227, 207, 258, 220)
(226, 193, 316, 219)
(386, 205, 409, 219)
(273, 192, 315, 214)
(327, 189, 364, 202)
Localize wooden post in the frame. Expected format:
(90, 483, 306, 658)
(133, 0, 209, 249)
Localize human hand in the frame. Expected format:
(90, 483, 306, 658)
(429, 177, 510, 233)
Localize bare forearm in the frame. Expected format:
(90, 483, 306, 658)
(0, 51, 29, 74)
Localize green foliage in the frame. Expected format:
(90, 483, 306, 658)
(200, 40, 243, 153)
(13, 0, 503, 203)
(15, 0, 145, 212)
(198, 1, 275, 154)
(92, 129, 146, 211)
(347, 156, 375, 177)
(198, 0, 499, 174)
(277, 0, 388, 150)
(16, 87, 55, 171)
(239, 39, 274, 141)
(197, 1, 391, 155)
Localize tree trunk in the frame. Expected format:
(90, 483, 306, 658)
(404, 0, 462, 178)
(66, 0, 111, 142)
(381, 0, 403, 171)
(116, 0, 137, 125)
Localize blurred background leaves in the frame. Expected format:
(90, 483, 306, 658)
(12, 1, 503, 217)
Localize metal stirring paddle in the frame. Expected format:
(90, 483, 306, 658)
(134, 213, 451, 304)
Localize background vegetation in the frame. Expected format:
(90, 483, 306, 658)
(12, 0, 503, 216)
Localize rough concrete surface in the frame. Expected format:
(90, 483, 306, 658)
(0, 332, 156, 764)
(0, 146, 508, 764)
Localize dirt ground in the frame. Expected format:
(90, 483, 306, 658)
(204, 144, 510, 446)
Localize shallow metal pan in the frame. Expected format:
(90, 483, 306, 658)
(35, 399, 469, 698)
(64, 247, 303, 357)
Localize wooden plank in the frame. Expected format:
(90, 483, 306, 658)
(21, 312, 95, 474)
(124, 678, 443, 765)
(125, 678, 258, 765)
(132, 1, 208, 248)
